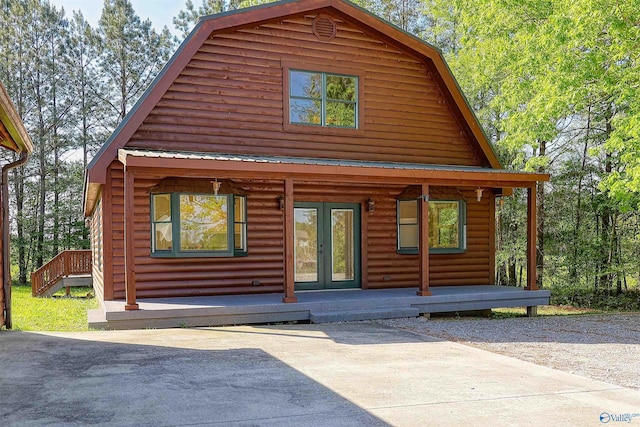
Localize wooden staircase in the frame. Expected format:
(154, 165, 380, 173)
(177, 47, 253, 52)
(31, 250, 92, 297)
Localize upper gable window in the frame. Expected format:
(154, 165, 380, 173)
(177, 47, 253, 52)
(289, 70, 358, 128)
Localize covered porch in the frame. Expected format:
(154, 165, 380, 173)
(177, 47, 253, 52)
(88, 285, 551, 329)
(84, 149, 550, 329)
(108, 149, 549, 310)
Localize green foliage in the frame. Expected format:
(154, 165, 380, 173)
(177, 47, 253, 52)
(551, 285, 640, 311)
(64, 10, 109, 166)
(10, 285, 98, 331)
(423, 0, 640, 292)
(0, 0, 178, 283)
(352, 0, 426, 32)
(173, 0, 276, 39)
(97, 0, 175, 121)
(1, 0, 89, 282)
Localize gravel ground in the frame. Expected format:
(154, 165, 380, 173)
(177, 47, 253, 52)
(374, 313, 640, 391)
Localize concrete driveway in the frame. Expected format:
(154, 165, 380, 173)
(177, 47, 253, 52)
(1, 323, 639, 426)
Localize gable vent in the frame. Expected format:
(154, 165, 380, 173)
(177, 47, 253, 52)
(312, 15, 337, 42)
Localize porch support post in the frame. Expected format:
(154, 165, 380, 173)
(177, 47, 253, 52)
(361, 200, 369, 290)
(417, 183, 431, 296)
(282, 178, 297, 303)
(525, 185, 538, 291)
(124, 167, 139, 310)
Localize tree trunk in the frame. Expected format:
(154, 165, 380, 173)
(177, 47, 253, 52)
(12, 166, 26, 285)
(497, 263, 507, 285)
(35, 64, 46, 269)
(80, 64, 90, 242)
(570, 109, 591, 280)
(518, 264, 523, 287)
(609, 213, 620, 295)
(51, 36, 60, 255)
(508, 261, 517, 287)
(598, 180, 612, 289)
(597, 107, 615, 291)
(11, 29, 28, 285)
(536, 140, 546, 288)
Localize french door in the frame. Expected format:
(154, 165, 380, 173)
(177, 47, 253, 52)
(294, 202, 361, 290)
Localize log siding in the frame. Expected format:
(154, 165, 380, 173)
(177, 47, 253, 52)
(128, 13, 484, 167)
(90, 198, 105, 306)
(104, 162, 491, 300)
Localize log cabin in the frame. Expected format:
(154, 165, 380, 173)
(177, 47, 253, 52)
(83, 0, 549, 328)
(1, 81, 33, 329)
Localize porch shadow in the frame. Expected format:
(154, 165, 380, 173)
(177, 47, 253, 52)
(0, 331, 389, 426)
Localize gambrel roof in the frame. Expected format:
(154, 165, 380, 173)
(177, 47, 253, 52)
(85, 0, 508, 212)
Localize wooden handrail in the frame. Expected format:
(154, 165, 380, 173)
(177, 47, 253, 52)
(31, 250, 92, 297)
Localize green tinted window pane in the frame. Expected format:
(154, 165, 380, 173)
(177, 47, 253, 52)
(429, 202, 459, 248)
(290, 71, 322, 98)
(290, 99, 321, 124)
(331, 209, 354, 281)
(399, 224, 419, 249)
(399, 200, 418, 225)
(234, 196, 246, 222)
(234, 223, 246, 251)
(154, 222, 172, 251)
(326, 101, 355, 127)
(294, 208, 318, 282)
(153, 194, 171, 222)
(326, 75, 356, 101)
(179, 195, 228, 251)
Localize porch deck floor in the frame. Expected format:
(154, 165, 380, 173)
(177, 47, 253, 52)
(89, 286, 550, 330)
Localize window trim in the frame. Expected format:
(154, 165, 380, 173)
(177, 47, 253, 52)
(233, 195, 248, 257)
(282, 61, 365, 135)
(150, 192, 248, 258)
(396, 199, 419, 255)
(396, 199, 467, 255)
(151, 193, 173, 255)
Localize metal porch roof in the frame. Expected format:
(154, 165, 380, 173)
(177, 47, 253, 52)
(118, 149, 538, 177)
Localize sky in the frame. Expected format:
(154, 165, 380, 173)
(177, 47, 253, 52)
(49, 0, 187, 35)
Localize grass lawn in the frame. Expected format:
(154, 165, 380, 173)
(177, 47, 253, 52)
(5, 284, 623, 332)
(10, 285, 98, 331)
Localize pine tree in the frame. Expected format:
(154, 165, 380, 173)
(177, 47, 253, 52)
(64, 11, 106, 169)
(173, 0, 244, 39)
(96, 0, 175, 123)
